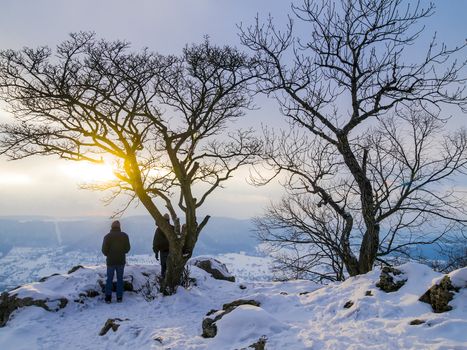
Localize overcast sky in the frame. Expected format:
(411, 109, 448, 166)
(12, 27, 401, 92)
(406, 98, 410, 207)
(0, 0, 466, 219)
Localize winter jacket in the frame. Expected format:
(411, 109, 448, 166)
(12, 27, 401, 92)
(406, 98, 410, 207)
(153, 225, 171, 253)
(102, 228, 131, 266)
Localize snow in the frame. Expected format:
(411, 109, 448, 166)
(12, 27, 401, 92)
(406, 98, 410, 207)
(211, 305, 288, 348)
(0, 248, 275, 292)
(215, 252, 273, 281)
(0, 262, 466, 349)
(449, 268, 467, 288)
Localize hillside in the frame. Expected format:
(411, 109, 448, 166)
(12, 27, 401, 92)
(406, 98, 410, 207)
(0, 260, 466, 349)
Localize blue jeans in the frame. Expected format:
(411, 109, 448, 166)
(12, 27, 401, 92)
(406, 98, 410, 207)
(105, 265, 125, 299)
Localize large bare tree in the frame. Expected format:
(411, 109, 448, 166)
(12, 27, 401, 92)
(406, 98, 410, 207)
(241, 0, 467, 280)
(0, 33, 260, 293)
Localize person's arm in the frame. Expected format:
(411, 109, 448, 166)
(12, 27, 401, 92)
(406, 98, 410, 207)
(125, 234, 131, 254)
(102, 235, 109, 256)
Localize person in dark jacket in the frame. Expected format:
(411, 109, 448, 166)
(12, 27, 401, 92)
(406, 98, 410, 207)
(102, 220, 131, 303)
(153, 214, 172, 279)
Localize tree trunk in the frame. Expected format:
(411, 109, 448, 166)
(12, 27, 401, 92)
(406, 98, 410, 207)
(358, 224, 380, 273)
(161, 247, 188, 295)
(337, 136, 379, 275)
(340, 214, 360, 276)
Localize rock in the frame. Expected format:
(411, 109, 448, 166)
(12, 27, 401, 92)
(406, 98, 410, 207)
(376, 266, 407, 293)
(365, 290, 373, 296)
(99, 318, 128, 336)
(409, 319, 426, 325)
(85, 289, 99, 298)
(153, 336, 163, 343)
(247, 336, 267, 350)
(419, 275, 460, 313)
(98, 277, 134, 293)
(280, 292, 288, 295)
(68, 265, 84, 274)
(206, 309, 218, 316)
(0, 292, 68, 327)
(190, 257, 235, 282)
(201, 299, 261, 338)
(222, 299, 261, 312)
(343, 300, 354, 309)
(239, 284, 247, 290)
(299, 291, 311, 295)
(75, 289, 100, 303)
(202, 317, 217, 338)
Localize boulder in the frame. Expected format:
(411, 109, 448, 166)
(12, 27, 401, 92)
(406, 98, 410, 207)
(201, 299, 261, 338)
(419, 275, 460, 313)
(191, 257, 235, 282)
(0, 292, 68, 327)
(376, 266, 407, 293)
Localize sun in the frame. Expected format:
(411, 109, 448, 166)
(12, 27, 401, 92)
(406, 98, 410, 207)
(60, 161, 117, 183)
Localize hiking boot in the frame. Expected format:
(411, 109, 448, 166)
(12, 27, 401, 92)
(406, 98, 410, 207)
(105, 295, 111, 304)
(117, 297, 122, 303)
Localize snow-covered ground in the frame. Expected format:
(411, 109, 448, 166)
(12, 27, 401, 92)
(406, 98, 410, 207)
(0, 248, 274, 292)
(1, 262, 466, 350)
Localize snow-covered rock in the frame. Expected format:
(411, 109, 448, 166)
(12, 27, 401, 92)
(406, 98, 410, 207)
(202, 299, 261, 338)
(0, 262, 465, 349)
(418, 267, 467, 313)
(376, 266, 407, 292)
(190, 256, 235, 282)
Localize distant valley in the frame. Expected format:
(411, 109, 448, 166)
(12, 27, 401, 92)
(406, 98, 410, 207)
(0, 216, 262, 291)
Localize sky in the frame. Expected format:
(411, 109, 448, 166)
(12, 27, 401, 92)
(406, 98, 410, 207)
(0, 0, 466, 219)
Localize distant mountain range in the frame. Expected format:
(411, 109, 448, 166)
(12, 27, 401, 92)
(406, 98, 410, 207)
(0, 216, 260, 256)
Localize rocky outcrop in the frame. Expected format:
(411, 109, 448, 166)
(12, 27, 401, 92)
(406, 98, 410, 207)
(202, 299, 261, 338)
(376, 266, 407, 293)
(191, 257, 235, 282)
(0, 292, 68, 327)
(1, 265, 164, 327)
(419, 276, 460, 313)
(99, 318, 128, 336)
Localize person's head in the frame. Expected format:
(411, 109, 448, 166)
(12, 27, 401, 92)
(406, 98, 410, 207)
(111, 220, 121, 231)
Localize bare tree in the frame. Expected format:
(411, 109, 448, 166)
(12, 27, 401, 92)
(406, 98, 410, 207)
(241, 0, 467, 279)
(0, 33, 260, 294)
